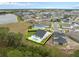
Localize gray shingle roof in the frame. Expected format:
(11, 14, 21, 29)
(53, 32, 67, 44)
(35, 30, 46, 38)
(55, 37, 67, 44)
(62, 18, 69, 22)
(33, 24, 49, 28)
(53, 32, 65, 37)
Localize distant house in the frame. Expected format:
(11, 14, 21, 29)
(62, 18, 69, 22)
(53, 17, 59, 22)
(62, 18, 73, 23)
(71, 22, 79, 32)
(61, 23, 71, 33)
(72, 22, 79, 27)
(28, 30, 51, 43)
(32, 24, 49, 30)
(54, 37, 67, 45)
(62, 23, 71, 29)
(61, 18, 72, 33)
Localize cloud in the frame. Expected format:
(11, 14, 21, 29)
(25, 2, 34, 6)
(71, 4, 79, 9)
(0, 2, 33, 7)
(0, 2, 10, 5)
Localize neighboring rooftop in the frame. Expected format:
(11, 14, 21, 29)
(54, 36, 67, 45)
(72, 22, 79, 26)
(32, 24, 49, 29)
(62, 18, 70, 22)
(53, 32, 65, 37)
(62, 23, 71, 29)
(53, 32, 67, 45)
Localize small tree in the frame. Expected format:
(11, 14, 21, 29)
(17, 15, 24, 22)
(7, 32, 22, 47)
(0, 27, 9, 47)
(24, 51, 32, 57)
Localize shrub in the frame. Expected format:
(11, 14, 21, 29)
(73, 50, 79, 57)
(7, 49, 23, 57)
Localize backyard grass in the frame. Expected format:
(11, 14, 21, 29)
(28, 28, 38, 32)
(28, 28, 46, 32)
(25, 31, 36, 39)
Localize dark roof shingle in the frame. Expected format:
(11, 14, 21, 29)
(35, 30, 46, 38)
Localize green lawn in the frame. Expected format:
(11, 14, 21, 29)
(24, 31, 35, 39)
(28, 28, 38, 32)
(28, 28, 46, 32)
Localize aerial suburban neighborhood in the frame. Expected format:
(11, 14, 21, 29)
(0, 2, 79, 57)
(0, 9, 79, 56)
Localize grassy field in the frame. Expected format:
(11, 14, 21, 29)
(0, 22, 30, 34)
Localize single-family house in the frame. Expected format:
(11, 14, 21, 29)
(28, 29, 51, 43)
(54, 37, 67, 45)
(32, 24, 49, 30)
(53, 32, 67, 45)
(71, 22, 79, 32)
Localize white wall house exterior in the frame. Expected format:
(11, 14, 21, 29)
(71, 22, 79, 32)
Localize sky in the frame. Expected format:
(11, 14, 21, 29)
(0, 2, 79, 9)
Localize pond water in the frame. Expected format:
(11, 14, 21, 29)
(0, 14, 18, 24)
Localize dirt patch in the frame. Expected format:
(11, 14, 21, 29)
(46, 37, 54, 46)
